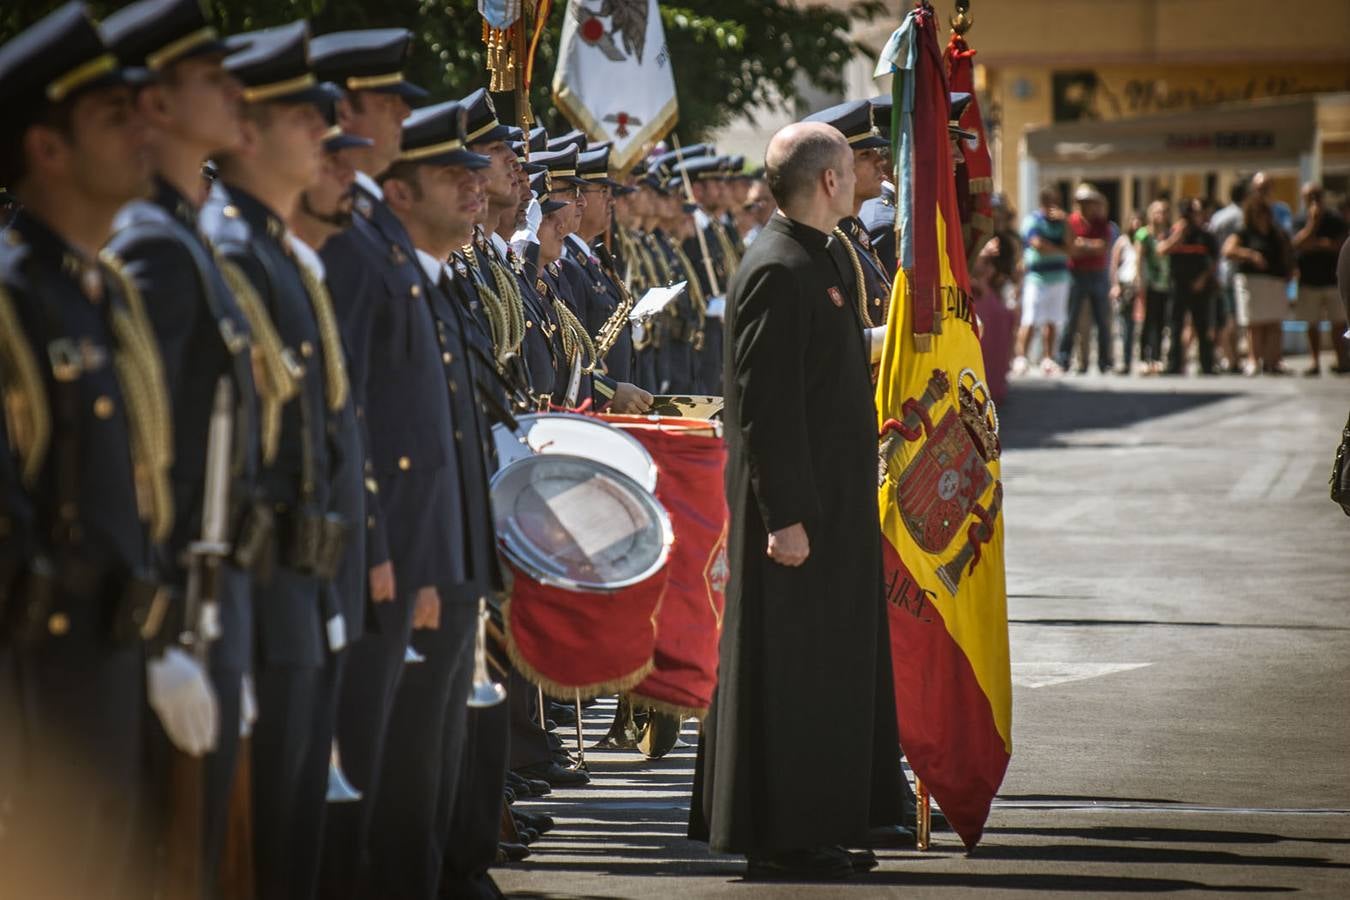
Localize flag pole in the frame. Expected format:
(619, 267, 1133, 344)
(916, 776, 932, 850)
(670, 134, 722, 297)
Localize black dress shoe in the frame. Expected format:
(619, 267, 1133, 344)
(745, 847, 854, 881)
(861, 824, 917, 848)
(512, 824, 539, 845)
(496, 841, 530, 863)
(506, 771, 552, 798)
(547, 701, 577, 726)
(837, 847, 878, 872)
(514, 761, 591, 786)
(513, 809, 555, 834)
(502, 786, 516, 805)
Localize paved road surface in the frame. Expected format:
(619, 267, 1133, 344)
(496, 363, 1350, 898)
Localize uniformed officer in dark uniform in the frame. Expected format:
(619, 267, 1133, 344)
(199, 22, 350, 899)
(379, 98, 513, 900)
(0, 5, 173, 894)
(472, 122, 572, 405)
(316, 83, 473, 900)
(803, 98, 895, 334)
(563, 145, 645, 393)
(678, 153, 741, 395)
(280, 80, 381, 900)
(100, 1, 290, 890)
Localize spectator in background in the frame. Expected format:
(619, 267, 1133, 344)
(1012, 187, 1070, 376)
(1291, 182, 1349, 375)
(1110, 213, 1143, 374)
(990, 195, 1023, 306)
(971, 241, 1015, 403)
(1057, 184, 1113, 374)
(1136, 200, 1172, 374)
(1159, 198, 1219, 375)
(1224, 193, 1294, 375)
(1209, 181, 1248, 373)
(1252, 171, 1293, 232)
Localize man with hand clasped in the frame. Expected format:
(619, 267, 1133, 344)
(689, 122, 905, 882)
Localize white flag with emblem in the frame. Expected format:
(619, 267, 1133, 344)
(551, 0, 678, 171)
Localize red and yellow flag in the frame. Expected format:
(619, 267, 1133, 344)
(874, 0, 1010, 850)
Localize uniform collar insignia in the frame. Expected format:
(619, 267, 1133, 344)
(354, 193, 374, 219)
(389, 243, 407, 265)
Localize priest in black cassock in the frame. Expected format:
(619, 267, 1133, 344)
(688, 122, 908, 881)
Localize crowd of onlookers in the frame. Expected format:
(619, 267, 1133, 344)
(973, 173, 1349, 379)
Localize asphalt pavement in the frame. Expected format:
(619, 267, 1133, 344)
(495, 359, 1350, 898)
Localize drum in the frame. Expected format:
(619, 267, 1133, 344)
(492, 412, 658, 491)
(493, 453, 674, 698)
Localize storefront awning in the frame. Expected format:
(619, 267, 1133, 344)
(1024, 93, 1349, 171)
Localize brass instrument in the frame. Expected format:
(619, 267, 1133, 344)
(467, 597, 506, 708)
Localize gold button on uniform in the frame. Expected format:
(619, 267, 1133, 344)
(93, 395, 115, 419)
(222, 204, 240, 219)
(442, 351, 453, 364)
(448, 381, 458, 394)
(300, 340, 314, 358)
(367, 515, 376, 529)
(398, 456, 411, 471)
(409, 284, 421, 297)
(48, 612, 70, 636)
(453, 430, 463, 441)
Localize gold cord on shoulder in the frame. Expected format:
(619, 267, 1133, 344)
(293, 256, 350, 413)
(0, 282, 50, 486)
(100, 250, 175, 543)
(216, 256, 297, 464)
(833, 227, 875, 329)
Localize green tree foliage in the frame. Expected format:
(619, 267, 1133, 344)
(2, 0, 886, 140)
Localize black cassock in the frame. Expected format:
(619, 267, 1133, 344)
(689, 214, 904, 854)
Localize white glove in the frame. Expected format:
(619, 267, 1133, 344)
(147, 648, 219, 757)
(240, 672, 258, 738)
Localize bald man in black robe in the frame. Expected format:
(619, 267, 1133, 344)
(689, 122, 907, 881)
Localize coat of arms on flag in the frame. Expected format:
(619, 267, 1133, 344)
(552, 0, 678, 170)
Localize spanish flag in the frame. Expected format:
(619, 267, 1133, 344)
(874, 0, 1010, 850)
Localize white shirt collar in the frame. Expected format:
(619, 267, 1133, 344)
(489, 231, 509, 258)
(566, 234, 591, 257)
(354, 170, 383, 202)
(287, 233, 325, 280)
(414, 247, 450, 284)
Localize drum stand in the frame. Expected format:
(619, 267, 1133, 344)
(572, 694, 588, 771)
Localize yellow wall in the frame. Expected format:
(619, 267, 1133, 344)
(987, 62, 1350, 204)
(850, 0, 1350, 209)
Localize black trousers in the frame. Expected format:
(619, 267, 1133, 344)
(507, 668, 553, 770)
(2, 638, 154, 899)
(288, 646, 346, 900)
(318, 594, 415, 900)
(366, 592, 477, 900)
(203, 660, 242, 897)
(1168, 285, 1214, 373)
(439, 652, 510, 895)
(1140, 287, 1169, 364)
(697, 318, 725, 396)
(251, 660, 324, 900)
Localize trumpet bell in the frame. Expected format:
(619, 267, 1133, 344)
(326, 740, 362, 803)
(468, 679, 507, 708)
